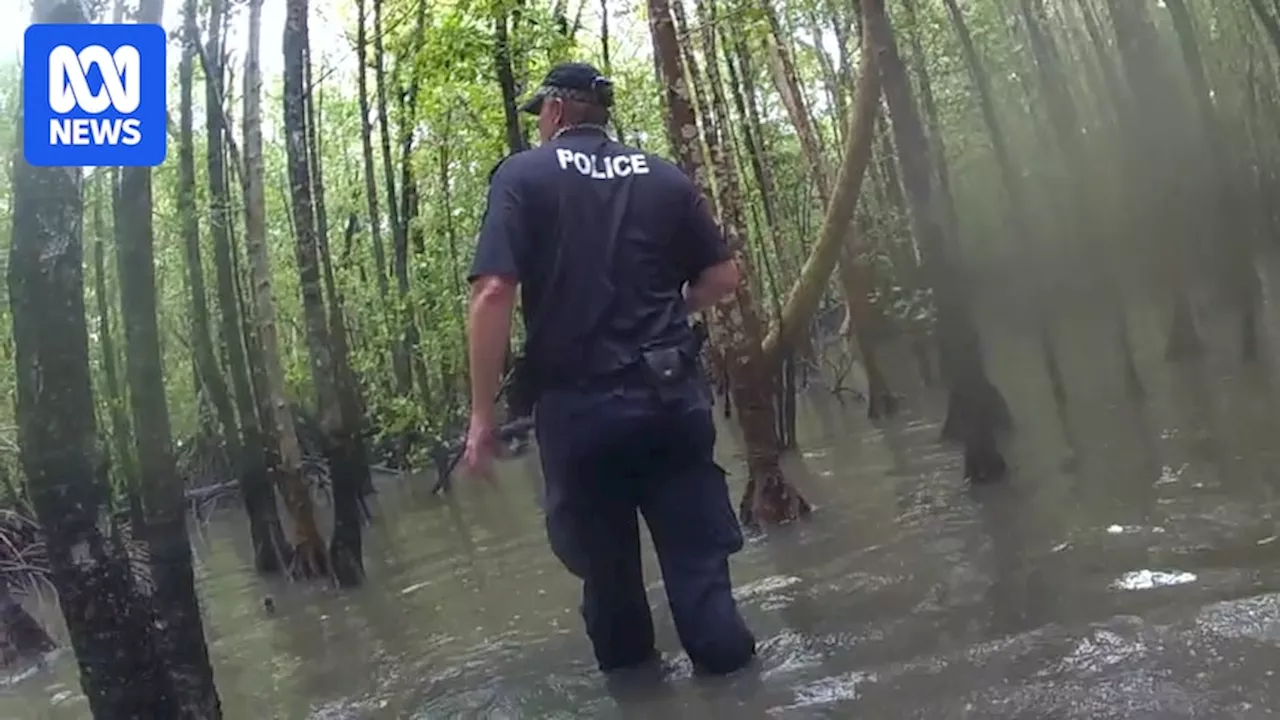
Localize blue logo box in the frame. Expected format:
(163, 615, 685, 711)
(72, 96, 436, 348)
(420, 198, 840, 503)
(23, 23, 167, 168)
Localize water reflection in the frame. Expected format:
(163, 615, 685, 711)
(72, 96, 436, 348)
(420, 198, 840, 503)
(15, 301, 1280, 716)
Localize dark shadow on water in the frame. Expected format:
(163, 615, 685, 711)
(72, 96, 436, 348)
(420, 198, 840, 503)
(967, 481, 1052, 638)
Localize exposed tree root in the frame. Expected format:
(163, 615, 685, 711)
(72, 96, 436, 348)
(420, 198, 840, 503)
(287, 539, 330, 581)
(739, 469, 813, 529)
(866, 391, 900, 420)
(325, 432, 367, 589)
(0, 587, 54, 666)
(963, 433, 1008, 483)
(940, 379, 1012, 444)
(940, 380, 1010, 484)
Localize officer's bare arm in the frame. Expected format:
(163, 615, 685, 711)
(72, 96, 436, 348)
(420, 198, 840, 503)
(685, 259, 740, 313)
(468, 275, 517, 423)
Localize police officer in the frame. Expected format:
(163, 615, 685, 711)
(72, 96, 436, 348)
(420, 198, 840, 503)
(463, 62, 755, 676)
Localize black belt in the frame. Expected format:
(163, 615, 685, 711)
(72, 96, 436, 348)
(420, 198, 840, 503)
(539, 363, 649, 393)
(541, 355, 701, 394)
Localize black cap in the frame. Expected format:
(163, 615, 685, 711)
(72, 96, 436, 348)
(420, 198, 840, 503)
(519, 62, 615, 115)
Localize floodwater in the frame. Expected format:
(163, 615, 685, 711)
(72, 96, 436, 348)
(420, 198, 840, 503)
(11, 279, 1280, 718)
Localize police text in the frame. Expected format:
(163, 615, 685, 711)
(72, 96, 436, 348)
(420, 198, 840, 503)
(556, 148, 650, 179)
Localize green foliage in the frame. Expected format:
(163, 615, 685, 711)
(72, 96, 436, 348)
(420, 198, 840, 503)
(0, 0, 1277, 492)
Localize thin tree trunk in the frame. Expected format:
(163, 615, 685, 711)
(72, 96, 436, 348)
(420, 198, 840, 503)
(805, 8, 847, 148)
(495, 7, 528, 154)
(1019, 0, 1143, 397)
(353, 0, 393, 400)
(757, 13, 887, 410)
(111, 0, 224, 714)
(308, 69, 374, 509)
(1246, 0, 1280, 60)
(758, 2, 864, 315)
(899, 0, 961, 241)
(725, 35, 792, 281)
(371, 0, 414, 400)
(286, 0, 369, 585)
(180, 0, 237, 467)
(439, 129, 469, 410)
(1165, 0, 1261, 360)
(756, 0, 893, 413)
(653, 0, 810, 527)
(197, 0, 288, 571)
(244, 0, 328, 578)
(599, 0, 624, 140)
(92, 176, 139, 493)
(394, 0, 435, 414)
(942, 0, 1067, 408)
(864, 0, 1010, 482)
(200, 0, 287, 574)
(1103, 0, 1203, 359)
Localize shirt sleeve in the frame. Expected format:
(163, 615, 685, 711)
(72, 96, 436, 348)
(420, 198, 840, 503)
(680, 184, 732, 283)
(468, 161, 526, 283)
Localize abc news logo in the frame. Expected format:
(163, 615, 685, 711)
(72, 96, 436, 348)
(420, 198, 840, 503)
(48, 44, 144, 147)
(23, 24, 167, 168)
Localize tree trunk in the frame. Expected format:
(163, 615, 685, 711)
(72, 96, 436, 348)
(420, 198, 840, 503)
(692, 0, 794, 441)
(1103, 0, 1204, 359)
(200, 0, 286, 575)
(758, 0, 870, 345)
(652, 0, 810, 527)
(1247, 0, 1280, 60)
(244, 0, 328, 578)
(863, 0, 1010, 482)
(8, 3, 176, 714)
(180, 0, 237, 468)
(307, 56, 375, 510)
(734, 37, 803, 280)
(942, 0, 1067, 408)
(113, 1, 224, 714)
(371, 0, 415, 401)
(760, 2, 829, 192)
(438, 130, 470, 412)
(1165, 0, 1261, 361)
(354, 0, 392, 304)
(804, 8, 847, 148)
(285, 0, 369, 586)
(599, 0, 624, 139)
(1077, 0, 1132, 131)
(758, 13, 885, 413)
(353, 0, 394, 408)
(899, 0, 961, 242)
(91, 176, 139, 493)
(495, 7, 528, 154)
(724, 36, 790, 278)
(393, 0, 436, 416)
(1018, 0, 1143, 398)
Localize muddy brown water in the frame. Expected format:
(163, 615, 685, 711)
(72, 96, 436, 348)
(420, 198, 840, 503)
(10, 283, 1280, 718)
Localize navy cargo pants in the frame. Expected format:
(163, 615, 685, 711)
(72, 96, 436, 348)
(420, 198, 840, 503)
(534, 375, 756, 675)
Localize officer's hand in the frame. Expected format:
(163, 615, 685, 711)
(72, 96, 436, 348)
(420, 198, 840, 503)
(463, 415, 498, 481)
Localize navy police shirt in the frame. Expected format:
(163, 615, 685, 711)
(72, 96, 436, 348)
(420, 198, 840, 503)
(468, 127, 730, 384)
